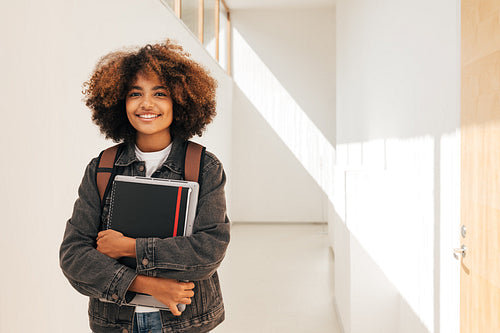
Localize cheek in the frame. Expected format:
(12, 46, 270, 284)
(125, 107, 139, 129)
(166, 101, 174, 119)
(165, 98, 174, 113)
(125, 101, 135, 118)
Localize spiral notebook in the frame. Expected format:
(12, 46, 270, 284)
(103, 175, 199, 310)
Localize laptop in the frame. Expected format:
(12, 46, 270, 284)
(100, 175, 199, 311)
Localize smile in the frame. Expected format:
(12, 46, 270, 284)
(137, 114, 161, 119)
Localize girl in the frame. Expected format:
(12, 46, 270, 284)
(60, 40, 230, 333)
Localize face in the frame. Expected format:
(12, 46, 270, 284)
(126, 72, 174, 151)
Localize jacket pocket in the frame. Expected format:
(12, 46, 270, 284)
(197, 273, 222, 313)
(88, 298, 135, 327)
(89, 298, 113, 324)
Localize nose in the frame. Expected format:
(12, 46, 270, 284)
(140, 96, 154, 109)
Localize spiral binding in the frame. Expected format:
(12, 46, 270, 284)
(106, 181, 118, 230)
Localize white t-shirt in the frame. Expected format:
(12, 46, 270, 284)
(133, 143, 172, 313)
(134, 143, 172, 178)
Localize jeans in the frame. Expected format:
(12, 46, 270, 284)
(133, 312, 162, 333)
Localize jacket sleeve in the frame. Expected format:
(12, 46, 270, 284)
(134, 152, 231, 281)
(59, 158, 137, 304)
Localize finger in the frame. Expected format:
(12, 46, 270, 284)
(169, 303, 181, 316)
(174, 293, 194, 304)
(97, 233, 104, 240)
(181, 282, 195, 290)
(176, 290, 194, 300)
(178, 297, 192, 305)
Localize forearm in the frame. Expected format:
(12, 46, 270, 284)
(123, 238, 136, 258)
(60, 226, 137, 303)
(128, 275, 195, 316)
(128, 275, 154, 294)
(95, 224, 228, 281)
(135, 220, 230, 281)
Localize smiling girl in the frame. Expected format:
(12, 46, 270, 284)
(60, 40, 230, 333)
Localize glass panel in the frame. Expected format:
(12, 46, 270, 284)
(203, 0, 216, 59)
(181, 0, 199, 37)
(218, 7, 228, 71)
(163, 0, 175, 11)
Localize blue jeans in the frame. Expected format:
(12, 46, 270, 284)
(133, 312, 162, 333)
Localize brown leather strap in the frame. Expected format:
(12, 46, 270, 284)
(97, 144, 120, 201)
(97, 142, 203, 203)
(185, 141, 204, 182)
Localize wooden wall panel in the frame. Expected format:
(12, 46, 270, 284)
(461, 0, 500, 332)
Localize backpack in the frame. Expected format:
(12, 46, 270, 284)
(96, 141, 205, 206)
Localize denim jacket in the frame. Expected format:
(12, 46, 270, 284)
(60, 138, 230, 333)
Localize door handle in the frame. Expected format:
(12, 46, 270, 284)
(453, 245, 467, 259)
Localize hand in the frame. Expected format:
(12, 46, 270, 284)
(129, 276, 195, 316)
(150, 279, 195, 316)
(96, 229, 136, 259)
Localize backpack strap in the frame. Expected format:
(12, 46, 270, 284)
(184, 141, 205, 182)
(96, 144, 121, 203)
(96, 141, 204, 205)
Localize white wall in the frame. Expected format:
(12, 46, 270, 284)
(230, 7, 336, 222)
(0, 1, 231, 332)
(332, 1, 461, 332)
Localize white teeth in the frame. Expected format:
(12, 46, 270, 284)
(138, 114, 160, 119)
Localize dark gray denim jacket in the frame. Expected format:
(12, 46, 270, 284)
(60, 138, 230, 333)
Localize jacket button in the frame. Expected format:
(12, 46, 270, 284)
(138, 165, 145, 172)
(112, 294, 119, 300)
(142, 259, 149, 266)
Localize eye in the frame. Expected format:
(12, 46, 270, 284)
(155, 92, 168, 97)
(128, 92, 141, 97)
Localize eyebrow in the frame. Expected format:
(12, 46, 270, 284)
(129, 86, 168, 90)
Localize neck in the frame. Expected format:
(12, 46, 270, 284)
(135, 131, 172, 152)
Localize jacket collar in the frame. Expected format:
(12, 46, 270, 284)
(115, 138, 187, 175)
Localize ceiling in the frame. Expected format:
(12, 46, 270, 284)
(223, 0, 336, 10)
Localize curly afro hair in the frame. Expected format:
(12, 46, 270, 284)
(83, 39, 217, 142)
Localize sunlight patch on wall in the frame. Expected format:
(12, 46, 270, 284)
(438, 131, 460, 333)
(232, 28, 335, 199)
(339, 135, 435, 331)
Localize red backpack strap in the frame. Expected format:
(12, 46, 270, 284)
(184, 141, 205, 182)
(96, 144, 120, 202)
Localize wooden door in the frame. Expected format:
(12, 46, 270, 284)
(461, 0, 500, 332)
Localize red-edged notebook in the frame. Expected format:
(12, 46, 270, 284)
(107, 175, 199, 269)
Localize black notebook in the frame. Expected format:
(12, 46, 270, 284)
(107, 175, 199, 269)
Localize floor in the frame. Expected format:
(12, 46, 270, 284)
(213, 223, 341, 333)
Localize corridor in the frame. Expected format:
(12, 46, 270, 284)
(214, 223, 340, 333)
